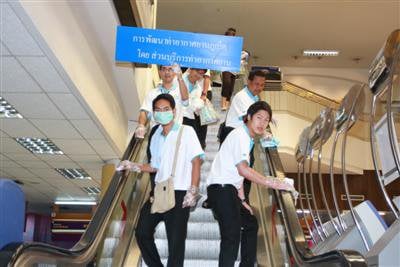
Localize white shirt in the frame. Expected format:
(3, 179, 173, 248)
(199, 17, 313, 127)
(225, 87, 260, 128)
(198, 69, 212, 92)
(207, 125, 254, 189)
(140, 84, 188, 125)
(150, 124, 204, 190)
(182, 72, 203, 119)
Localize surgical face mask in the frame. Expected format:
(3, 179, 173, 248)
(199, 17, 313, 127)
(154, 110, 174, 125)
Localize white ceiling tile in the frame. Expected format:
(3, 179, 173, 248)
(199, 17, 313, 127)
(78, 162, 104, 171)
(15, 160, 50, 168)
(0, 56, 42, 92)
(1, 42, 11, 55)
(0, 160, 22, 169)
(48, 94, 90, 119)
(52, 139, 96, 155)
(100, 155, 120, 162)
(0, 154, 10, 161)
(3, 152, 40, 161)
(30, 119, 82, 139)
(18, 57, 70, 93)
(2, 93, 64, 119)
(68, 154, 103, 163)
(36, 154, 71, 162)
(0, 3, 44, 56)
(70, 120, 105, 139)
(87, 139, 117, 157)
(86, 169, 102, 181)
(0, 169, 15, 178)
(30, 168, 64, 179)
(47, 161, 80, 169)
(0, 137, 29, 153)
(0, 118, 45, 137)
(2, 167, 36, 178)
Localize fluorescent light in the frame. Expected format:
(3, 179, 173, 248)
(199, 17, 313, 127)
(82, 186, 101, 195)
(0, 97, 23, 118)
(55, 168, 92, 180)
(54, 201, 97, 205)
(15, 137, 64, 154)
(303, 50, 339, 57)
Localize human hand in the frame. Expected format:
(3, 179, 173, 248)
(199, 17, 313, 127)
(241, 201, 253, 215)
(265, 177, 295, 192)
(135, 124, 146, 139)
(172, 63, 182, 76)
(182, 186, 200, 208)
(116, 160, 142, 173)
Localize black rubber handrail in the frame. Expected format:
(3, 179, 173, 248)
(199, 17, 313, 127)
(1, 133, 143, 267)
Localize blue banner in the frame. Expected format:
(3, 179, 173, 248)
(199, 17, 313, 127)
(115, 26, 243, 72)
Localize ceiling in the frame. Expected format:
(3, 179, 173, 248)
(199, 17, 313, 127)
(158, 0, 400, 68)
(0, 2, 122, 205)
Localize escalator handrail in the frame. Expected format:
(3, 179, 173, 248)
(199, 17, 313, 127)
(264, 147, 367, 266)
(5, 134, 143, 266)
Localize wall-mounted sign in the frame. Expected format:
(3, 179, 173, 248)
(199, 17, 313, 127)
(115, 26, 243, 72)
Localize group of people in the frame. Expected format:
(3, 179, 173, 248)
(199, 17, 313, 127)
(117, 60, 295, 266)
(116, 25, 294, 267)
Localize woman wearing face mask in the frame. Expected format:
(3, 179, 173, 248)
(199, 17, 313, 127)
(118, 94, 204, 267)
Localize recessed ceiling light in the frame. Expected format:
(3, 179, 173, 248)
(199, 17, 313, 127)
(55, 168, 92, 180)
(303, 50, 339, 57)
(0, 97, 23, 118)
(82, 186, 101, 195)
(15, 137, 64, 154)
(54, 200, 97, 205)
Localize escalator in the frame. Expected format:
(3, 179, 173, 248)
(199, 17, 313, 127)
(1, 84, 367, 267)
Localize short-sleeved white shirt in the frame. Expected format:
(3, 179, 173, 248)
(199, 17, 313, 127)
(198, 69, 212, 92)
(140, 84, 188, 125)
(182, 72, 203, 119)
(150, 124, 204, 190)
(207, 125, 254, 189)
(225, 87, 260, 129)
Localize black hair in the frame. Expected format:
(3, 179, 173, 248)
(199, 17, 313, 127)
(152, 93, 176, 111)
(225, 27, 236, 36)
(243, 101, 272, 123)
(191, 68, 207, 73)
(248, 70, 267, 81)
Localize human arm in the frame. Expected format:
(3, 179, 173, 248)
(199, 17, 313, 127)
(173, 64, 189, 104)
(182, 156, 202, 208)
(134, 111, 148, 138)
(116, 160, 157, 173)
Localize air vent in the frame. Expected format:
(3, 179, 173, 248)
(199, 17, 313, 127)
(0, 97, 23, 118)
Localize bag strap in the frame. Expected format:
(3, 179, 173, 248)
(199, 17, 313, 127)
(170, 126, 184, 177)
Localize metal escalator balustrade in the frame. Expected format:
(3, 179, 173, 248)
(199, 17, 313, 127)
(2, 127, 151, 267)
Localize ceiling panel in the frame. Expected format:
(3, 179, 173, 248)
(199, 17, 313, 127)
(0, 118, 45, 137)
(15, 160, 50, 168)
(47, 161, 80, 169)
(86, 169, 102, 181)
(0, 42, 11, 55)
(0, 137, 29, 153)
(30, 119, 82, 139)
(68, 154, 103, 163)
(53, 139, 97, 155)
(2, 93, 65, 119)
(0, 56, 42, 93)
(2, 167, 37, 178)
(0, 3, 44, 56)
(29, 168, 64, 179)
(4, 152, 40, 161)
(0, 169, 15, 178)
(0, 160, 23, 169)
(70, 119, 105, 139)
(36, 154, 72, 162)
(78, 162, 104, 171)
(48, 94, 90, 119)
(18, 57, 70, 93)
(87, 139, 117, 157)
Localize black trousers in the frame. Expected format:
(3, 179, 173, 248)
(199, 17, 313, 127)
(221, 72, 236, 101)
(207, 184, 241, 267)
(183, 115, 206, 149)
(135, 191, 190, 267)
(217, 125, 258, 266)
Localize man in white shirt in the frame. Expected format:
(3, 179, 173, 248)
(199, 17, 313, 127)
(182, 68, 208, 148)
(207, 101, 294, 267)
(134, 65, 189, 138)
(118, 94, 204, 267)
